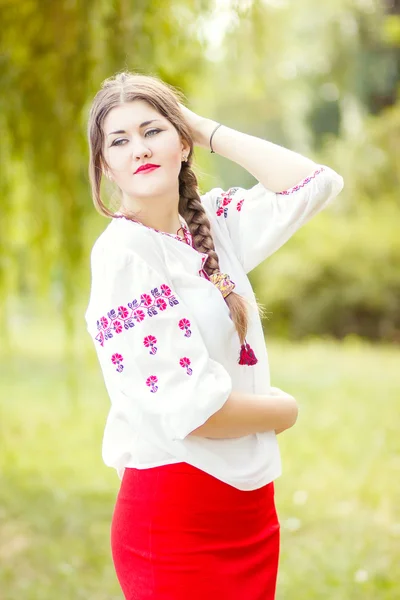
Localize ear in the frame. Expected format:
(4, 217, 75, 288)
(181, 140, 190, 154)
(181, 139, 191, 161)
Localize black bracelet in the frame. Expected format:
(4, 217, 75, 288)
(210, 123, 222, 153)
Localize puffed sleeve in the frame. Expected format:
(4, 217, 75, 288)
(85, 243, 232, 445)
(202, 165, 344, 274)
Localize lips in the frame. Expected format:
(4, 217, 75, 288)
(134, 164, 160, 174)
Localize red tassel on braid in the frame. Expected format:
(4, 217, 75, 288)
(238, 339, 258, 366)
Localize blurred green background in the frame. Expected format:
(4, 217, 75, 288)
(0, 0, 399, 598)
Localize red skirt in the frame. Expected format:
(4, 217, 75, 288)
(111, 462, 280, 600)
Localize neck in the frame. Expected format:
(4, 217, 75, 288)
(120, 191, 184, 236)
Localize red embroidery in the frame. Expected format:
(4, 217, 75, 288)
(118, 306, 129, 318)
(143, 335, 157, 355)
(199, 254, 209, 278)
(111, 353, 124, 373)
(160, 284, 172, 296)
(278, 167, 325, 195)
(179, 357, 193, 376)
(215, 187, 239, 218)
(114, 321, 123, 333)
(156, 298, 167, 310)
(133, 310, 145, 323)
(182, 229, 193, 247)
(178, 318, 192, 337)
(141, 294, 152, 307)
(95, 284, 179, 347)
(115, 214, 193, 247)
(146, 375, 158, 393)
(236, 199, 244, 211)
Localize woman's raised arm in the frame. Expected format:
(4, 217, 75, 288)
(180, 103, 331, 192)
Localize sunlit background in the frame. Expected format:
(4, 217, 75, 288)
(1, 1, 399, 598)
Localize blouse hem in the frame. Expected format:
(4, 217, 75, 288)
(122, 458, 282, 491)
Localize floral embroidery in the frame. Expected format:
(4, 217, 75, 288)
(114, 320, 123, 333)
(141, 294, 153, 307)
(236, 199, 244, 211)
(143, 335, 158, 355)
(215, 187, 239, 218)
(100, 316, 108, 328)
(179, 357, 193, 376)
(146, 375, 159, 393)
(278, 167, 325, 195)
(160, 284, 172, 296)
(216, 196, 231, 217)
(178, 318, 192, 337)
(156, 298, 167, 310)
(133, 310, 145, 323)
(111, 353, 124, 373)
(95, 284, 179, 347)
(118, 306, 129, 319)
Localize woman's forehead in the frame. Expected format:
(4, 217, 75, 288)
(103, 101, 166, 134)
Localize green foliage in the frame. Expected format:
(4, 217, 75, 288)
(252, 202, 400, 340)
(0, 0, 399, 344)
(248, 100, 400, 341)
(0, 0, 213, 344)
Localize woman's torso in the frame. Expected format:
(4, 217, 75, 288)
(85, 198, 281, 491)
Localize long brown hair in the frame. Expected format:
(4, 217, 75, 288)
(87, 71, 253, 345)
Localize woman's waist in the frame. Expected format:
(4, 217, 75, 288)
(122, 430, 280, 487)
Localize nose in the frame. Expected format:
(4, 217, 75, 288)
(132, 137, 152, 161)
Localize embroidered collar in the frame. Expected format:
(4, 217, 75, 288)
(112, 211, 210, 281)
(113, 212, 193, 247)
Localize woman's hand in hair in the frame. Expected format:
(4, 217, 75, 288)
(178, 103, 218, 150)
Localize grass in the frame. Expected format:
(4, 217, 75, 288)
(1, 312, 399, 599)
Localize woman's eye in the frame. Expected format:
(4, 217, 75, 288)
(145, 128, 161, 138)
(111, 138, 127, 147)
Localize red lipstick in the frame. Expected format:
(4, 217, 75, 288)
(134, 163, 160, 174)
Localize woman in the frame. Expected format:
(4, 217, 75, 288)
(85, 71, 344, 599)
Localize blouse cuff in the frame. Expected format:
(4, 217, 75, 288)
(164, 359, 232, 440)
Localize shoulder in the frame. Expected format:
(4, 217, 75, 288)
(200, 187, 225, 211)
(200, 186, 249, 226)
(89, 217, 166, 276)
(200, 188, 225, 226)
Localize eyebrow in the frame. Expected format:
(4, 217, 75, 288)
(107, 119, 161, 136)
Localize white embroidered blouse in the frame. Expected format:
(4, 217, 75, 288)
(84, 165, 344, 491)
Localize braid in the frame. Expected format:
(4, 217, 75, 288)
(178, 168, 219, 274)
(179, 163, 250, 345)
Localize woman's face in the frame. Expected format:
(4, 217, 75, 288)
(102, 100, 190, 201)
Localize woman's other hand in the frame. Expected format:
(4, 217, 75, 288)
(178, 102, 218, 149)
